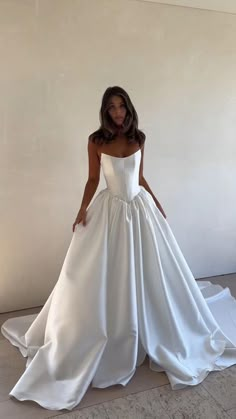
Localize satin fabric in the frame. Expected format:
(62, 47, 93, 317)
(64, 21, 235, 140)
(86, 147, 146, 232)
(2, 149, 236, 411)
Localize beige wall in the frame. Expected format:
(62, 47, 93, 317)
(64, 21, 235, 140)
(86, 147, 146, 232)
(0, 0, 236, 312)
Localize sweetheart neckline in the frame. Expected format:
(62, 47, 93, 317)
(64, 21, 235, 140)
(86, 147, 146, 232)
(100, 149, 141, 160)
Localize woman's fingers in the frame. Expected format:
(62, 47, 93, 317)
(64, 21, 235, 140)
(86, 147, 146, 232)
(72, 213, 87, 232)
(82, 214, 87, 226)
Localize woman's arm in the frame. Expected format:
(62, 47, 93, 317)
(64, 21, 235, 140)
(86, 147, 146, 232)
(72, 139, 100, 231)
(139, 145, 167, 219)
(79, 139, 101, 210)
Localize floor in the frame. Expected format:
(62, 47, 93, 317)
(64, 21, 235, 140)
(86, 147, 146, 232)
(0, 273, 236, 419)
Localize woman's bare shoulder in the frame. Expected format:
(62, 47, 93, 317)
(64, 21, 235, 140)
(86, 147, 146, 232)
(88, 136, 101, 159)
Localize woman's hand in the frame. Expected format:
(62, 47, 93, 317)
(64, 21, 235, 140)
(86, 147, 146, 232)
(161, 210, 167, 219)
(154, 201, 167, 219)
(72, 207, 87, 232)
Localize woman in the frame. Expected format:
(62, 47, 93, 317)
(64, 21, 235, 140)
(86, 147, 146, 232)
(2, 86, 236, 411)
(72, 86, 166, 232)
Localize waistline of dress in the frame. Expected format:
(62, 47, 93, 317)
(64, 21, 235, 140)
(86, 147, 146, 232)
(103, 186, 143, 204)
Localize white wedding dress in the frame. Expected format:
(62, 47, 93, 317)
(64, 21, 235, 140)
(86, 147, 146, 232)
(2, 148, 236, 411)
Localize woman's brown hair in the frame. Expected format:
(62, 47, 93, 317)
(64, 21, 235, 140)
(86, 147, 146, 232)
(89, 86, 146, 146)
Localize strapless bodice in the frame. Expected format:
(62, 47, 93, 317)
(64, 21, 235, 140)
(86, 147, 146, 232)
(101, 149, 141, 202)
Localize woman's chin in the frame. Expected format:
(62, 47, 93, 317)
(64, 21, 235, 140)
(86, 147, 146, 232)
(114, 121, 124, 128)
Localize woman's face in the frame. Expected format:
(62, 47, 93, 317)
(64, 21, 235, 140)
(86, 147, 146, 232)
(107, 95, 127, 126)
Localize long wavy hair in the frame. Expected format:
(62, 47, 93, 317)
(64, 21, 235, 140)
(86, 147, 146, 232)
(89, 86, 146, 146)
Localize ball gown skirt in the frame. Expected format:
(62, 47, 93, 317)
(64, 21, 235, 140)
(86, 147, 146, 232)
(2, 149, 236, 410)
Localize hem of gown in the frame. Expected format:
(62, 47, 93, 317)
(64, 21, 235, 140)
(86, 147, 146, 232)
(91, 367, 137, 389)
(9, 392, 75, 412)
(165, 351, 227, 390)
(166, 364, 216, 390)
(8, 348, 236, 410)
(168, 360, 236, 391)
(9, 377, 135, 411)
(148, 332, 231, 391)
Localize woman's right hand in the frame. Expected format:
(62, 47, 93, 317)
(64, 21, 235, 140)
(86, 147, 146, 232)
(72, 207, 87, 232)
